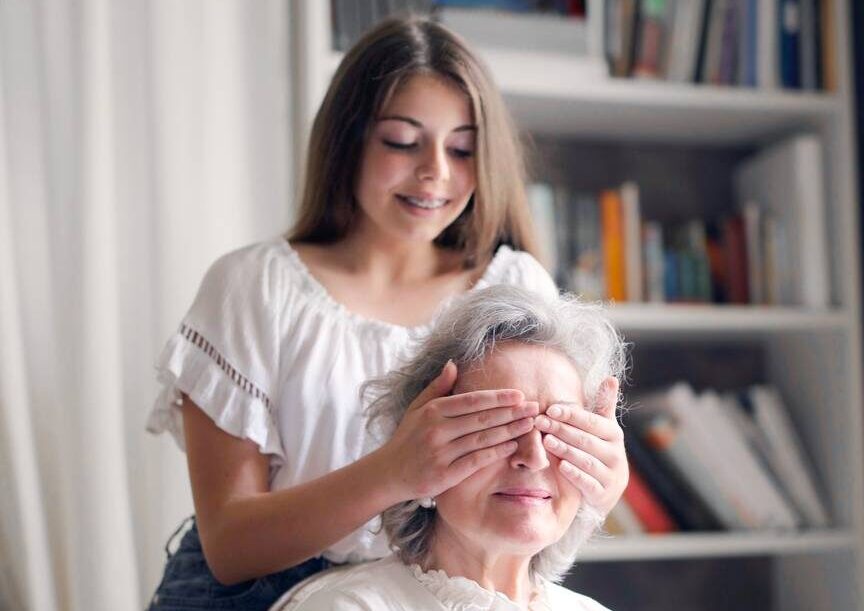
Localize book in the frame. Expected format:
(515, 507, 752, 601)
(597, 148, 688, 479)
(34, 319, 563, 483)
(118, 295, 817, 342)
(642, 221, 665, 302)
(799, 0, 818, 90)
(601, 189, 626, 301)
(571, 193, 605, 301)
(624, 425, 723, 530)
(716, 0, 741, 85)
(623, 461, 678, 533)
(736, 0, 758, 86)
(779, 0, 802, 88)
(756, 0, 779, 88)
(741, 201, 763, 304)
(605, 0, 639, 77)
(641, 383, 801, 530)
(699, 0, 727, 84)
(632, 0, 669, 78)
(748, 386, 830, 527)
(721, 214, 749, 304)
(734, 134, 830, 308)
(698, 390, 800, 530)
(664, 0, 707, 82)
(820, 0, 836, 91)
(621, 182, 643, 302)
(684, 220, 712, 302)
(527, 182, 561, 276)
(641, 409, 744, 529)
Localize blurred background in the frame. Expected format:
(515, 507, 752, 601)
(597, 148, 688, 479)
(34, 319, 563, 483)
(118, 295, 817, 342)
(1, 1, 863, 609)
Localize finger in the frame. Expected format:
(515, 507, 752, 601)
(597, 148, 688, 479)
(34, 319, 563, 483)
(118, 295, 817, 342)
(447, 440, 520, 484)
(407, 360, 458, 413)
(558, 459, 605, 500)
(442, 401, 540, 440)
(434, 388, 524, 418)
(535, 416, 618, 467)
(445, 416, 535, 462)
(594, 377, 620, 420)
(543, 434, 612, 488)
(545, 404, 622, 443)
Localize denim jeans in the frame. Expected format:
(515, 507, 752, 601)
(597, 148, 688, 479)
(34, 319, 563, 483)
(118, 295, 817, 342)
(147, 516, 330, 611)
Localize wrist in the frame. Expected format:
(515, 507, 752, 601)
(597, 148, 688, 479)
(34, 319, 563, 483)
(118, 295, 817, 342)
(363, 443, 409, 508)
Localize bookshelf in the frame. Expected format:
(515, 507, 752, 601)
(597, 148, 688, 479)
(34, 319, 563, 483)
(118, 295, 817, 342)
(289, 2, 863, 609)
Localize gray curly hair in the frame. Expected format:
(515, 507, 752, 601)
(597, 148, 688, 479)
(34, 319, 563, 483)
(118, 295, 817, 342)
(364, 284, 628, 583)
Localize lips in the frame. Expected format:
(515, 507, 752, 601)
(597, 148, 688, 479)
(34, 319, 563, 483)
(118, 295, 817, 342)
(493, 487, 553, 500)
(396, 194, 450, 210)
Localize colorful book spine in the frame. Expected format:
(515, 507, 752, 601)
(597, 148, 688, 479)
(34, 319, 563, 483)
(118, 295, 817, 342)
(632, 0, 668, 78)
(601, 189, 627, 301)
(779, 0, 802, 88)
(622, 182, 643, 302)
(623, 461, 678, 533)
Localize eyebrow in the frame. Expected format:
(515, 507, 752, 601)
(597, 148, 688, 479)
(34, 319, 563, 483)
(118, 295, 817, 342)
(377, 114, 477, 132)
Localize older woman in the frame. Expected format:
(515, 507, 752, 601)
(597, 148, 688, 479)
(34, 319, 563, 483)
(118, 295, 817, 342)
(272, 285, 627, 610)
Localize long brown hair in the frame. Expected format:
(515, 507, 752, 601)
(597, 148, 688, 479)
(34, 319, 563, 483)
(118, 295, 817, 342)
(288, 15, 539, 267)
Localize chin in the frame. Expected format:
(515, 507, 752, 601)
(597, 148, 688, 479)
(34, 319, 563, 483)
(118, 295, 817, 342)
(489, 522, 557, 553)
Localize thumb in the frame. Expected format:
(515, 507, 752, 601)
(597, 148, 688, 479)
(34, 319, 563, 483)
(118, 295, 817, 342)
(408, 360, 458, 411)
(595, 377, 620, 419)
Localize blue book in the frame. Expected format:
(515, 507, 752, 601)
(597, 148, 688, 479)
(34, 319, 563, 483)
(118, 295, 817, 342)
(778, 0, 801, 88)
(737, 0, 758, 86)
(664, 250, 679, 302)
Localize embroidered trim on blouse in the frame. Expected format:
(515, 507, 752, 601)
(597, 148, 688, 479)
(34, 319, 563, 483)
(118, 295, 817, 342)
(179, 323, 272, 411)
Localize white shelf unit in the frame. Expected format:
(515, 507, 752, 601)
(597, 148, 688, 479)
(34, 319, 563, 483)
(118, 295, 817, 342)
(290, 2, 864, 609)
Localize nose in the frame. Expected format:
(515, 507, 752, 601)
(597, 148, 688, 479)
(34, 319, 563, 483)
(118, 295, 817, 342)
(416, 142, 450, 183)
(509, 428, 550, 471)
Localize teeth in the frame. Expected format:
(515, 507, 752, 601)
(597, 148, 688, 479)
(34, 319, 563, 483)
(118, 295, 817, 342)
(403, 196, 447, 209)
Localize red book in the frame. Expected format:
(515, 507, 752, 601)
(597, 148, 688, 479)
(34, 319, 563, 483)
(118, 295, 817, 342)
(722, 214, 749, 304)
(622, 461, 678, 533)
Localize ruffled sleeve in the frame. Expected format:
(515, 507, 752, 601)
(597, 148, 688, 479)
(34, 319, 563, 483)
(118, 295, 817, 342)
(146, 241, 287, 463)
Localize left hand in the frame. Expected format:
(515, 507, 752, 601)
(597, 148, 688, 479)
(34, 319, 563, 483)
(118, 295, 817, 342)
(533, 377, 627, 515)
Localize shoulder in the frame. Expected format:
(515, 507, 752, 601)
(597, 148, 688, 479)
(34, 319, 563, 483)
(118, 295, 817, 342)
(486, 245, 559, 299)
(201, 237, 291, 302)
(544, 582, 613, 611)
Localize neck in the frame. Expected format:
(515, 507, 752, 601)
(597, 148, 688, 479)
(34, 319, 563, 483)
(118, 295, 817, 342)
(338, 224, 445, 286)
(426, 523, 536, 608)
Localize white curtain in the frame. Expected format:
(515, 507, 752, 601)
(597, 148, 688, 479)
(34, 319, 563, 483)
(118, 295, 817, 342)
(0, 0, 293, 608)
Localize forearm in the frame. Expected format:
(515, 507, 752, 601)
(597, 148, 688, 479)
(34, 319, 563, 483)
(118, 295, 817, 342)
(203, 446, 401, 585)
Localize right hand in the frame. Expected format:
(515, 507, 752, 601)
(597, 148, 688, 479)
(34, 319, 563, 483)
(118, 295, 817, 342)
(379, 360, 538, 501)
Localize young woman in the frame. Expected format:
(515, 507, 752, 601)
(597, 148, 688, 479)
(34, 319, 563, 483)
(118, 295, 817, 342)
(146, 15, 629, 611)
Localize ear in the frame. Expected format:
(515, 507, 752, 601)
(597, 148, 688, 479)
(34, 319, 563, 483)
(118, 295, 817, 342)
(596, 377, 620, 419)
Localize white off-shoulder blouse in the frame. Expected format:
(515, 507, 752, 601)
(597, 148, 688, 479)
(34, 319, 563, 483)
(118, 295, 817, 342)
(146, 235, 558, 563)
(271, 556, 612, 611)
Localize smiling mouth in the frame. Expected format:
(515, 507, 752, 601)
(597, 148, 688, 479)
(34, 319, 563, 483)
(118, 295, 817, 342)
(493, 489, 553, 503)
(396, 194, 450, 210)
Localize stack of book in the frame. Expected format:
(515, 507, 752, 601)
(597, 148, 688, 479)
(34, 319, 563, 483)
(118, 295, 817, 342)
(605, 0, 836, 90)
(527, 134, 829, 308)
(604, 382, 829, 535)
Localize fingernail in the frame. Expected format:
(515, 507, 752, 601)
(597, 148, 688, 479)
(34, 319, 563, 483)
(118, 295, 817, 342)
(441, 359, 453, 374)
(560, 461, 575, 474)
(535, 415, 551, 428)
(547, 404, 562, 418)
(545, 436, 561, 450)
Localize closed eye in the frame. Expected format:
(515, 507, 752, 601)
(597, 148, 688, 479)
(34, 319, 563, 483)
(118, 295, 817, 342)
(383, 140, 416, 150)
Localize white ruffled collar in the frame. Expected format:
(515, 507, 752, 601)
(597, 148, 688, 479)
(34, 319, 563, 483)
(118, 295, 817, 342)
(407, 563, 552, 611)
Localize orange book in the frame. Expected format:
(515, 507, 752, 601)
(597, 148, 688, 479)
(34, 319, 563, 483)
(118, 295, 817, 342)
(601, 189, 626, 301)
(622, 461, 678, 534)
